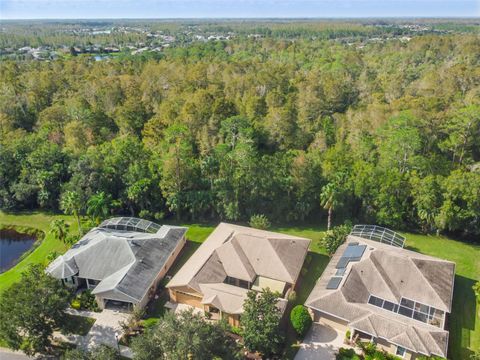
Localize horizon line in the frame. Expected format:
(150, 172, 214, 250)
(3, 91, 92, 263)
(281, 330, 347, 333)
(2, 16, 479, 20)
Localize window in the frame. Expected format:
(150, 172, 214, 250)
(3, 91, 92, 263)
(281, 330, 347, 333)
(413, 311, 428, 322)
(368, 296, 384, 307)
(415, 302, 429, 314)
(225, 276, 251, 290)
(400, 298, 414, 308)
(368, 296, 444, 328)
(396, 346, 406, 358)
(238, 279, 250, 289)
(398, 306, 413, 318)
(382, 300, 395, 311)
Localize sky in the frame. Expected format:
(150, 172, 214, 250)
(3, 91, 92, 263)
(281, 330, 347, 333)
(1, 0, 479, 20)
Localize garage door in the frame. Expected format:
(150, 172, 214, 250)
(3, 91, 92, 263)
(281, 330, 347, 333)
(175, 292, 203, 308)
(104, 299, 133, 311)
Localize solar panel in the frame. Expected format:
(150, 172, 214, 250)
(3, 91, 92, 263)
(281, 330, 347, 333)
(336, 257, 349, 269)
(326, 277, 343, 290)
(335, 268, 346, 276)
(343, 245, 366, 261)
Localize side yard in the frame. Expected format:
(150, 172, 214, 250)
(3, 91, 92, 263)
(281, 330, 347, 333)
(0, 212, 478, 359)
(0, 211, 78, 295)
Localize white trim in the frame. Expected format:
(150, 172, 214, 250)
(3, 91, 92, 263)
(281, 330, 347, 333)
(366, 294, 445, 328)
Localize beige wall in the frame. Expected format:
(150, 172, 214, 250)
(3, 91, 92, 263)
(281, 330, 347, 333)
(169, 289, 203, 308)
(313, 310, 349, 332)
(375, 338, 416, 360)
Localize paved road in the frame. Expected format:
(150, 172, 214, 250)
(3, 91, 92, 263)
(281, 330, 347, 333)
(0, 348, 31, 360)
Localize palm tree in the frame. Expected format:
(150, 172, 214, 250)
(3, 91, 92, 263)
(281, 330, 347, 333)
(46, 250, 60, 264)
(50, 219, 70, 249)
(320, 182, 340, 231)
(86, 192, 111, 225)
(60, 190, 83, 235)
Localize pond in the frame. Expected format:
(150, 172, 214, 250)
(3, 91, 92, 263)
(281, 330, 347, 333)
(0, 229, 37, 273)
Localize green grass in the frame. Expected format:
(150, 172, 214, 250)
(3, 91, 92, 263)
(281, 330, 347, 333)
(402, 232, 480, 360)
(0, 211, 79, 295)
(60, 314, 96, 336)
(0, 212, 478, 359)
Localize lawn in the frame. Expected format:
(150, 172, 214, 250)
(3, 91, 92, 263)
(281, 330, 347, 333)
(60, 314, 96, 336)
(401, 232, 480, 360)
(0, 211, 79, 295)
(1, 212, 478, 359)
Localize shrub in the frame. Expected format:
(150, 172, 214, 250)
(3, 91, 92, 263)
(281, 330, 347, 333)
(71, 299, 81, 310)
(365, 351, 387, 360)
(287, 289, 297, 303)
(138, 210, 153, 220)
(73, 290, 100, 312)
(290, 305, 312, 337)
(336, 347, 358, 360)
(358, 341, 378, 356)
(249, 214, 271, 230)
(322, 223, 352, 256)
(229, 325, 242, 336)
(345, 329, 351, 340)
(142, 317, 159, 329)
(473, 281, 480, 303)
(154, 212, 165, 221)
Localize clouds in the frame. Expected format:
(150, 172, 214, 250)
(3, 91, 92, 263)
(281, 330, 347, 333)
(1, 0, 478, 19)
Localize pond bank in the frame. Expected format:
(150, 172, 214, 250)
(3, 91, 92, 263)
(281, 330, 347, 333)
(0, 226, 44, 273)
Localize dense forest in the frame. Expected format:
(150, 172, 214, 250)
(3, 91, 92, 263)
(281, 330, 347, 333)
(1, 24, 479, 239)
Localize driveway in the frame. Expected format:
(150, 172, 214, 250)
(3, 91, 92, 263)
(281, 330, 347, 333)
(55, 308, 130, 351)
(294, 322, 347, 360)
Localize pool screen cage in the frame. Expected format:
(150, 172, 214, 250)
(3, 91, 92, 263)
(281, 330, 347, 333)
(350, 224, 405, 248)
(99, 217, 161, 234)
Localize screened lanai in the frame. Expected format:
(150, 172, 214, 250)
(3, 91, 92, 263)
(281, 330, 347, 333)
(99, 217, 161, 234)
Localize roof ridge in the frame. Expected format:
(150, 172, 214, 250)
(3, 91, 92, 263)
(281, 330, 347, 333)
(368, 253, 401, 301)
(230, 237, 256, 278)
(410, 325, 428, 354)
(409, 257, 447, 310)
(424, 329, 447, 356)
(266, 237, 295, 282)
(365, 315, 378, 337)
(391, 330, 415, 351)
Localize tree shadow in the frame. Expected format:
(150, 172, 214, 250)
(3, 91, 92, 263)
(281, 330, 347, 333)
(295, 251, 330, 304)
(448, 274, 477, 360)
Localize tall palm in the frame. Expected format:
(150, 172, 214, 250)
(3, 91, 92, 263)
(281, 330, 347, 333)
(50, 219, 70, 250)
(86, 192, 111, 225)
(320, 182, 340, 231)
(60, 190, 83, 235)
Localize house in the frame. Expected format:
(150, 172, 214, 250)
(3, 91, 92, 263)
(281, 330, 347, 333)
(166, 223, 310, 326)
(304, 225, 455, 359)
(47, 217, 187, 310)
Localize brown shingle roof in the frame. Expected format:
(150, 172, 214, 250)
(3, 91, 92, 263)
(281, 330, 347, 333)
(305, 235, 455, 358)
(167, 223, 310, 314)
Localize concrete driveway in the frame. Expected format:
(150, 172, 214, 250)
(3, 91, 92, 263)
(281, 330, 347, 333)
(55, 308, 130, 350)
(294, 323, 347, 360)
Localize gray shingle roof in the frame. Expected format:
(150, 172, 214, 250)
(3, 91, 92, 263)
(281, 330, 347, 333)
(305, 235, 455, 358)
(47, 220, 186, 304)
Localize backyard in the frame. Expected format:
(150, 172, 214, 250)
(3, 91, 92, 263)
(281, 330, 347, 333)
(0, 211, 478, 359)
